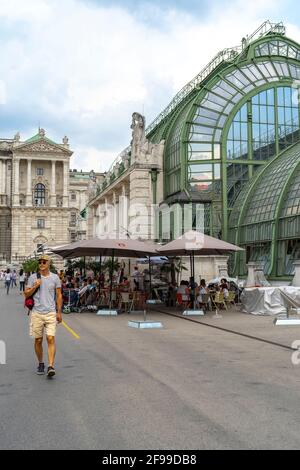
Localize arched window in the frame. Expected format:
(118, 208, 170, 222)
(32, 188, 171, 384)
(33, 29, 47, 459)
(34, 183, 45, 206)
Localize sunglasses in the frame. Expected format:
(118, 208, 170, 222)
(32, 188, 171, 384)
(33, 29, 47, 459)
(38, 260, 48, 265)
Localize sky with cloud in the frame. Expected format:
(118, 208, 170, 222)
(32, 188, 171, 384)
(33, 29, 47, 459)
(0, 0, 300, 172)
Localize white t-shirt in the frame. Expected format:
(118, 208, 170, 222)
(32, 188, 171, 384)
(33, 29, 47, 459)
(5, 273, 11, 282)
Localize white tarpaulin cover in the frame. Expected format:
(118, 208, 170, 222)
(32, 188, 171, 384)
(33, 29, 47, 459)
(241, 286, 300, 315)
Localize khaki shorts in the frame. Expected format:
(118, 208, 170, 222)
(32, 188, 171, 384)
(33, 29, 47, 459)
(30, 312, 57, 338)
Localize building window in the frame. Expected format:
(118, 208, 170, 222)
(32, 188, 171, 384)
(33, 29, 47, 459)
(37, 218, 45, 229)
(70, 232, 76, 242)
(34, 183, 46, 206)
(70, 212, 77, 226)
(36, 168, 44, 176)
(71, 192, 76, 201)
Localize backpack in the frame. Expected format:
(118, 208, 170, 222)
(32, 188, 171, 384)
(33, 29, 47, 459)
(24, 272, 41, 314)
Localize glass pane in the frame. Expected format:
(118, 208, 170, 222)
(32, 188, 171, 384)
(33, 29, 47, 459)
(197, 107, 220, 120)
(214, 129, 222, 140)
(278, 106, 285, 125)
(241, 122, 248, 140)
(240, 104, 247, 122)
(252, 123, 260, 140)
(188, 151, 212, 161)
(267, 106, 275, 123)
(214, 144, 221, 159)
(189, 143, 211, 152)
(265, 62, 277, 77)
(267, 88, 274, 105)
(217, 115, 227, 127)
(247, 64, 264, 80)
(260, 106, 267, 123)
(259, 91, 267, 105)
(252, 104, 260, 122)
(227, 140, 234, 159)
(284, 86, 291, 105)
(192, 125, 214, 135)
(277, 87, 284, 106)
(214, 164, 221, 179)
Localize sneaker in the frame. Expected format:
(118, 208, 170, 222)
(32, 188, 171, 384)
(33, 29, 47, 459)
(36, 363, 45, 375)
(47, 366, 56, 378)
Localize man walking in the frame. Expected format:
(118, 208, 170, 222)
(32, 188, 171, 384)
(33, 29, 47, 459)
(24, 255, 62, 378)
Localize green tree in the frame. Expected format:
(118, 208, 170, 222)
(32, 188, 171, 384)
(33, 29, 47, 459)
(160, 257, 188, 284)
(22, 259, 56, 274)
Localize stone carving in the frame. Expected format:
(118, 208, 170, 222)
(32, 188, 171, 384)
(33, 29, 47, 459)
(130, 111, 164, 167)
(23, 142, 62, 153)
(114, 163, 120, 178)
(122, 154, 130, 169)
(131, 112, 145, 146)
(14, 132, 20, 142)
(0, 141, 10, 150)
(63, 136, 69, 145)
(87, 179, 98, 198)
(39, 128, 46, 137)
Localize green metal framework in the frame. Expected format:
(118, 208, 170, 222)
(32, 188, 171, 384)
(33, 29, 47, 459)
(228, 141, 300, 277)
(145, 23, 300, 267)
(95, 22, 300, 279)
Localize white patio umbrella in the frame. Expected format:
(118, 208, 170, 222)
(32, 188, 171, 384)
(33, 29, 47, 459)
(157, 230, 243, 309)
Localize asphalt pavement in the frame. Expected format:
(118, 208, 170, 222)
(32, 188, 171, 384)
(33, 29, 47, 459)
(1, 284, 300, 450)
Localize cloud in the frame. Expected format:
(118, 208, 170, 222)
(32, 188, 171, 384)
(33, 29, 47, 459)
(0, 0, 296, 171)
(72, 146, 118, 173)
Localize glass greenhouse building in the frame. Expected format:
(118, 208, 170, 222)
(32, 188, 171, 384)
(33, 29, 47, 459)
(145, 21, 300, 280)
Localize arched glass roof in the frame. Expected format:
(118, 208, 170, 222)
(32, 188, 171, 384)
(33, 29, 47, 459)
(190, 59, 300, 146)
(255, 39, 300, 60)
(228, 141, 300, 244)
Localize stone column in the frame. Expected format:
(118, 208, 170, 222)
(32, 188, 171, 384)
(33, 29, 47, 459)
(0, 159, 2, 195)
(120, 184, 129, 237)
(63, 161, 69, 208)
(292, 260, 300, 287)
(26, 159, 32, 207)
(13, 158, 20, 206)
(112, 192, 119, 237)
(50, 160, 56, 207)
(245, 261, 270, 287)
(2, 160, 6, 196)
(129, 170, 151, 239)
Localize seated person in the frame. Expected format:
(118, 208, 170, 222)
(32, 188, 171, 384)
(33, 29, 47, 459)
(196, 279, 210, 307)
(65, 276, 74, 289)
(220, 278, 229, 299)
(79, 279, 89, 297)
(119, 276, 130, 291)
(177, 280, 190, 305)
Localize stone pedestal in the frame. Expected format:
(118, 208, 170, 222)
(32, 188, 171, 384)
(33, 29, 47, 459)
(218, 264, 229, 279)
(245, 262, 270, 287)
(292, 260, 300, 287)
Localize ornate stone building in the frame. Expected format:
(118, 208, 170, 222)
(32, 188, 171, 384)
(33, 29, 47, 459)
(87, 112, 164, 240)
(0, 129, 103, 264)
